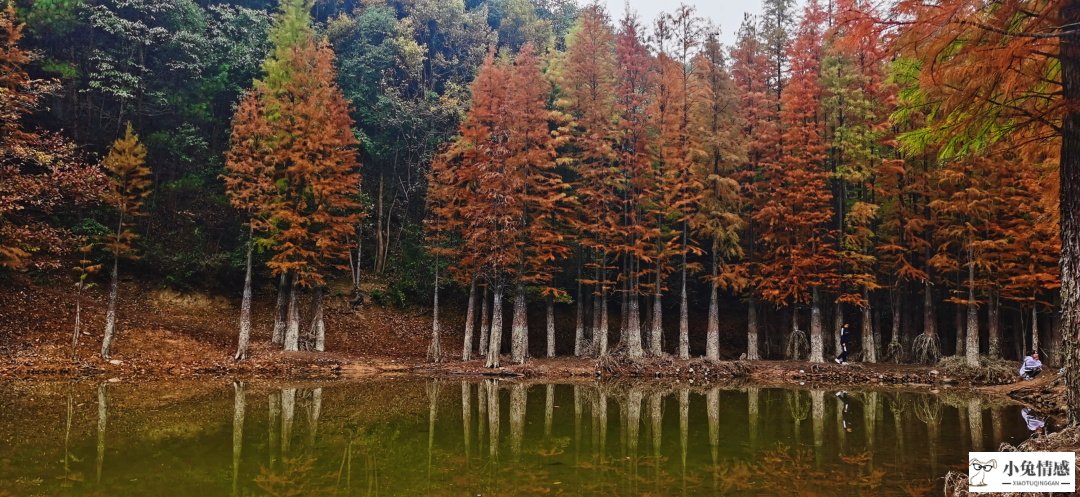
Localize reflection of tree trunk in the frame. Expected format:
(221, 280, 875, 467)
(510, 383, 526, 460)
(64, 386, 73, 482)
(679, 387, 689, 494)
(991, 405, 1005, 447)
(748, 387, 759, 451)
(464, 277, 477, 361)
(626, 388, 642, 495)
(649, 392, 662, 492)
(864, 392, 878, 463)
(957, 402, 970, 452)
(308, 388, 322, 446)
(594, 390, 608, 461)
(707, 387, 719, 491)
(96, 383, 108, 484)
(427, 381, 439, 485)
(627, 388, 642, 457)
(477, 380, 488, 450)
(968, 398, 984, 452)
(281, 388, 296, 457)
(269, 391, 280, 469)
(544, 384, 554, 438)
(487, 380, 500, 461)
(232, 381, 245, 497)
(889, 395, 905, 467)
(812, 390, 824, 464)
(574, 385, 582, 468)
(463, 382, 472, 463)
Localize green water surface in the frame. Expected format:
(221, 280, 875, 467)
(0, 380, 1033, 496)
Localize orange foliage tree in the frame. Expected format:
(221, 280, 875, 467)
(754, 0, 837, 363)
(0, 2, 103, 271)
(225, 0, 362, 354)
(99, 123, 152, 359)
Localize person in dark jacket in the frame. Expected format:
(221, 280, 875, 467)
(835, 323, 851, 364)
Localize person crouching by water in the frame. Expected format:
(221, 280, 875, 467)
(835, 323, 851, 364)
(1019, 350, 1042, 380)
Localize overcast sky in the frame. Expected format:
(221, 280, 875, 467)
(595, 1, 771, 47)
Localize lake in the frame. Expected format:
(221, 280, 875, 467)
(0, 379, 1034, 496)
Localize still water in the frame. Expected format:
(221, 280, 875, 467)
(0, 380, 1034, 496)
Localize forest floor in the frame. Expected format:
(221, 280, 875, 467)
(0, 277, 1065, 409)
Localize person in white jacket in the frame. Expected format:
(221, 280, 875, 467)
(1019, 350, 1043, 380)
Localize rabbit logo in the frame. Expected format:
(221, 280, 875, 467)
(970, 458, 998, 486)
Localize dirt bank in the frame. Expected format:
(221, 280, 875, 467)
(0, 278, 1065, 409)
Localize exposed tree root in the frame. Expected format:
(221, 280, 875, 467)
(785, 330, 809, 360)
(912, 333, 941, 364)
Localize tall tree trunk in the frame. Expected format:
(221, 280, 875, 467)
(706, 254, 720, 361)
(888, 288, 902, 361)
(429, 264, 442, 363)
(546, 294, 555, 358)
(966, 247, 980, 367)
(988, 291, 1001, 357)
(101, 253, 119, 359)
(375, 173, 385, 274)
(235, 225, 254, 360)
(747, 298, 760, 360)
(574, 275, 584, 356)
(73, 282, 84, 359)
(272, 273, 288, 345)
(1032, 306, 1040, 355)
(592, 284, 602, 353)
(924, 278, 933, 337)
(311, 286, 325, 352)
(598, 289, 609, 356)
(861, 288, 876, 363)
(678, 256, 689, 359)
(284, 278, 300, 352)
(954, 301, 966, 356)
(480, 285, 490, 357)
(833, 301, 844, 359)
(463, 277, 477, 361)
(650, 272, 663, 356)
(625, 278, 643, 358)
(486, 282, 504, 368)
(810, 288, 824, 362)
(511, 282, 528, 364)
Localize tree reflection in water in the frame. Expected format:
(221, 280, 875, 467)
(0, 381, 1029, 497)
